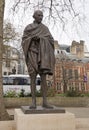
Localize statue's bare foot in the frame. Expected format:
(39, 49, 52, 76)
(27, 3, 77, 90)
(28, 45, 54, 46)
(42, 103, 53, 109)
(29, 104, 36, 109)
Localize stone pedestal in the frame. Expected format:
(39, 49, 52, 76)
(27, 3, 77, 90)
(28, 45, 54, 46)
(0, 121, 15, 130)
(15, 109, 75, 130)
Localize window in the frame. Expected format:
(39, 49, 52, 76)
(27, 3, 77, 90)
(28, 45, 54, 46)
(75, 83, 79, 91)
(74, 70, 78, 79)
(57, 50, 59, 54)
(8, 77, 30, 85)
(56, 82, 61, 90)
(68, 69, 72, 79)
(81, 82, 85, 91)
(76, 47, 81, 53)
(8, 72, 11, 75)
(64, 69, 67, 77)
(6, 60, 10, 67)
(47, 81, 52, 87)
(3, 77, 9, 85)
(4, 72, 7, 75)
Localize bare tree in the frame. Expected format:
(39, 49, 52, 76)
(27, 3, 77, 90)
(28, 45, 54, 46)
(0, 0, 10, 120)
(3, 20, 20, 44)
(10, 0, 85, 30)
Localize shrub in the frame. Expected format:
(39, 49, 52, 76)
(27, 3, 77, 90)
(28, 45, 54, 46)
(86, 93, 89, 97)
(25, 92, 32, 97)
(56, 93, 66, 97)
(82, 92, 89, 97)
(18, 89, 25, 97)
(35, 90, 42, 97)
(21, 90, 42, 97)
(4, 90, 17, 97)
(66, 89, 81, 97)
(3, 87, 56, 98)
(47, 87, 56, 97)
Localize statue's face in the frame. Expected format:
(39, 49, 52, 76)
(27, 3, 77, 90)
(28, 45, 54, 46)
(34, 11, 43, 24)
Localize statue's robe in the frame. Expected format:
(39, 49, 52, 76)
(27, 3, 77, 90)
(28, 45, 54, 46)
(21, 22, 55, 75)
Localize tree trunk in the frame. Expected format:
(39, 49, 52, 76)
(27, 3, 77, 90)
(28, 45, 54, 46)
(0, 0, 10, 120)
(62, 65, 67, 93)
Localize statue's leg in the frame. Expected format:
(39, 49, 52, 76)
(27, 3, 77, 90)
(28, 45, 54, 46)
(41, 74, 53, 108)
(29, 73, 37, 109)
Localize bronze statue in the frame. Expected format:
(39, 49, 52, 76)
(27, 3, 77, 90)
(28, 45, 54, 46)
(21, 10, 55, 109)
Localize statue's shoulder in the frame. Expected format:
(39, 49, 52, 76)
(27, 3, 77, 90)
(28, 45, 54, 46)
(24, 23, 34, 31)
(42, 23, 49, 31)
(41, 23, 48, 29)
(41, 23, 49, 32)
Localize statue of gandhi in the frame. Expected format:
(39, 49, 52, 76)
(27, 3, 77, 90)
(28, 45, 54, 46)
(21, 10, 55, 109)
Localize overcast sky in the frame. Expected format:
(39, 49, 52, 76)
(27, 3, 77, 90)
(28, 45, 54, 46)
(4, 0, 89, 51)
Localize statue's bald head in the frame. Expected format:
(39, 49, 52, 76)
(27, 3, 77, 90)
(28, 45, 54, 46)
(33, 10, 43, 18)
(33, 10, 43, 24)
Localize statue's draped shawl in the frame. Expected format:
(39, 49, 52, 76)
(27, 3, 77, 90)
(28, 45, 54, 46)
(21, 22, 55, 75)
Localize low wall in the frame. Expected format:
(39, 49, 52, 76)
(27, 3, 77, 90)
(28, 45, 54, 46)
(48, 97, 89, 107)
(4, 97, 89, 108)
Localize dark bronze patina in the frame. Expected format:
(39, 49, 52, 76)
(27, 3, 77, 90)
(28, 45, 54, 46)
(21, 10, 55, 109)
(21, 106, 65, 114)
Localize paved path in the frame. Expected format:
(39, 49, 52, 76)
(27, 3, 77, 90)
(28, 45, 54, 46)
(64, 107, 89, 118)
(65, 107, 89, 130)
(7, 107, 89, 130)
(76, 118, 89, 130)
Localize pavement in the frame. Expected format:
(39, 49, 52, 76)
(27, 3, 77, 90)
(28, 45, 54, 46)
(65, 107, 89, 130)
(64, 107, 89, 118)
(7, 107, 89, 130)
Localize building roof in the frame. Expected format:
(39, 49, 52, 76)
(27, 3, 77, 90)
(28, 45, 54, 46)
(56, 49, 89, 63)
(79, 58, 89, 63)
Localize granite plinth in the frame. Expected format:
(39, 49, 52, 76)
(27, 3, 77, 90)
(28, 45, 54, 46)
(15, 109, 75, 130)
(21, 105, 65, 114)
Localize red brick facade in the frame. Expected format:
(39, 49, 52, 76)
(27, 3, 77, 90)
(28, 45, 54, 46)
(47, 59, 89, 93)
(47, 40, 89, 93)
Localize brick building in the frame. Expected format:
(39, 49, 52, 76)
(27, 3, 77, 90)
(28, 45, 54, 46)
(47, 40, 89, 93)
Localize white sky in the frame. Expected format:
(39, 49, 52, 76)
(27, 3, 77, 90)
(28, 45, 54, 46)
(4, 0, 89, 51)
